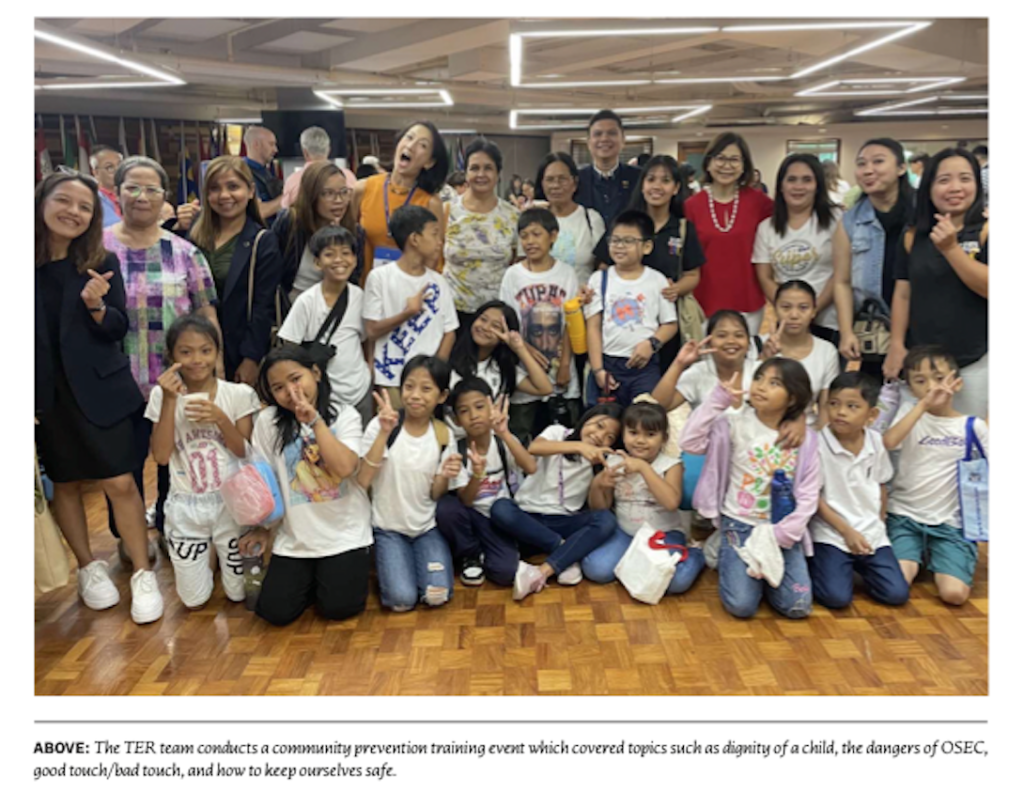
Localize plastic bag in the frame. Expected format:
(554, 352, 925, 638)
(221, 452, 284, 527)
(614, 523, 688, 605)
(958, 416, 988, 542)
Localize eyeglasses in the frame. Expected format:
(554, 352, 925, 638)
(320, 188, 352, 201)
(712, 155, 744, 167)
(543, 175, 574, 186)
(609, 236, 646, 247)
(122, 184, 165, 199)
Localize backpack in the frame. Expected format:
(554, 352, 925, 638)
(386, 410, 451, 454)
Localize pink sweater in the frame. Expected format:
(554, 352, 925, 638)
(679, 384, 820, 555)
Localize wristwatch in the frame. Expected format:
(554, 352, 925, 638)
(648, 336, 663, 352)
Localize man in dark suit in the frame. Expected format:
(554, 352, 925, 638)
(573, 109, 642, 228)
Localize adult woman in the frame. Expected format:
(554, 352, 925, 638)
(271, 161, 357, 301)
(103, 156, 219, 537)
(354, 121, 448, 284)
(832, 138, 915, 373)
(520, 179, 536, 209)
(754, 154, 841, 344)
(684, 132, 775, 335)
(886, 148, 988, 416)
(507, 174, 524, 207)
(35, 171, 164, 623)
(822, 160, 851, 209)
(751, 169, 769, 195)
(534, 152, 606, 287)
(188, 155, 283, 385)
(594, 155, 705, 368)
(443, 139, 520, 329)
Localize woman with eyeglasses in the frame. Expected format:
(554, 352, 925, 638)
(271, 161, 360, 303)
(684, 132, 775, 335)
(187, 155, 284, 387)
(102, 156, 220, 541)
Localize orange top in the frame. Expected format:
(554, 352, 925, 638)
(358, 172, 440, 284)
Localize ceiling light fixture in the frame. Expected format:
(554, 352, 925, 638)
(796, 76, 965, 97)
(37, 81, 178, 91)
(789, 22, 931, 79)
(724, 21, 924, 32)
(654, 76, 788, 84)
(34, 27, 185, 88)
(314, 88, 453, 109)
(942, 93, 988, 100)
(856, 95, 940, 115)
(510, 105, 711, 130)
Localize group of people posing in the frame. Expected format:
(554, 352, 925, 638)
(35, 108, 988, 628)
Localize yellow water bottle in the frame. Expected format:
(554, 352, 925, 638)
(564, 297, 587, 355)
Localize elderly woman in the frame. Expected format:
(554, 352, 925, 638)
(443, 138, 520, 329)
(187, 155, 283, 386)
(103, 156, 220, 539)
(35, 170, 164, 623)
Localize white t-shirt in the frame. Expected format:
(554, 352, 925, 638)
(721, 408, 799, 525)
(584, 266, 677, 358)
(614, 452, 682, 536)
(753, 213, 841, 330)
(278, 282, 371, 410)
(514, 424, 594, 515)
(361, 417, 454, 536)
(887, 410, 989, 529)
(499, 259, 581, 403)
(449, 358, 528, 400)
(550, 205, 606, 287)
(451, 435, 520, 516)
(145, 380, 261, 497)
(363, 261, 459, 387)
(251, 405, 371, 558)
(812, 427, 893, 552)
(677, 358, 758, 409)
(785, 336, 840, 422)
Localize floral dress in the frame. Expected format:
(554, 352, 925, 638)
(442, 196, 519, 313)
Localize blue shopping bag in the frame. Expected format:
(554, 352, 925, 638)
(958, 416, 988, 542)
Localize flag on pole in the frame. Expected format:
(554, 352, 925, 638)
(198, 121, 211, 161)
(137, 118, 147, 157)
(150, 119, 161, 164)
(178, 120, 198, 204)
(118, 117, 129, 156)
(88, 115, 98, 144)
(75, 116, 92, 176)
(36, 115, 53, 183)
(60, 115, 76, 169)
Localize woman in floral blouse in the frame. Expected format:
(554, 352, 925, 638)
(443, 139, 520, 330)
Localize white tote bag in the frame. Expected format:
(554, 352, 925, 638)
(614, 522, 688, 605)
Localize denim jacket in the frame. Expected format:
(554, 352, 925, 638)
(843, 194, 888, 315)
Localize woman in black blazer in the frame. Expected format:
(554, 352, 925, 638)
(35, 171, 164, 623)
(187, 155, 283, 386)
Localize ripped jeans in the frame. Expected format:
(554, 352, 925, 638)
(373, 527, 453, 611)
(718, 516, 812, 619)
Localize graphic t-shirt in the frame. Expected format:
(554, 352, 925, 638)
(614, 452, 682, 536)
(145, 380, 261, 497)
(500, 259, 581, 402)
(584, 266, 677, 358)
(721, 408, 799, 525)
(451, 435, 520, 516)
(549, 205, 606, 287)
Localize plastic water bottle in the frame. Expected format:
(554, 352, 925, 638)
(241, 544, 265, 611)
(869, 381, 902, 433)
(770, 469, 796, 523)
(563, 297, 587, 355)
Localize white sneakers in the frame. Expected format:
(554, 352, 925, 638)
(77, 560, 120, 610)
(557, 563, 583, 586)
(129, 569, 165, 624)
(513, 562, 548, 601)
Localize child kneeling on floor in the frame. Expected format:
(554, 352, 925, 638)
(582, 398, 705, 595)
(358, 356, 458, 612)
(884, 346, 987, 606)
(809, 372, 909, 608)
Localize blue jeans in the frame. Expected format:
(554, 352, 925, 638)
(435, 495, 519, 586)
(490, 499, 617, 575)
(582, 527, 705, 594)
(718, 516, 813, 619)
(373, 527, 453, 611)
(808, 542, 909, 609)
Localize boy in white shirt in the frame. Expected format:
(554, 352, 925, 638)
(810, 372, 909, 609)
(884, 346, 988, 606)
(364, 205, 459, 407)
(584, 210, 678, 408)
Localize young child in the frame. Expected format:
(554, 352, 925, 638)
(759, 280, 840, 426)
(884, 346, 987, 606)
(147, 314, 261, 608)
(681, 358, 819, 619)
(500, 207, 582, 440)
(278, 225, 373, 426)
(243, 345, 371, 626)
(585, 210, 678, 408)
(810, 372, 909, 608)
(582, 399, 705, 595)
(364, 205, 459, 407)
(489, 404, 622, 600)
(436, 378, 536, 587)
(358, 356, 459, 611)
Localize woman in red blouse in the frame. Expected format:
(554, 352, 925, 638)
(684, 132, 774, 335)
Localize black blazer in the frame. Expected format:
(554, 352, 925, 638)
(574, 161, 642, 228)
(214, 217, 284, 379)
(270, 209, 366, 293)
(35, 252, 143, 428)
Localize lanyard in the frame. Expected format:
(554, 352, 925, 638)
(383, 175, 417, 238)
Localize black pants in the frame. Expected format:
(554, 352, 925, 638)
(256, 546, 371, 627)
(435, 494, 519, 586)
(107, 403, 170, 537)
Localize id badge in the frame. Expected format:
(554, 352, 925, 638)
(373, 246, 402, 267)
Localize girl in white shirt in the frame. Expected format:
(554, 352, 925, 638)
(243, 345, 371, 626)
(582, 400, 704, 595)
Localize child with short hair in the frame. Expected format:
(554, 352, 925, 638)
(810, 372, 909, 608)
(278, 226, 373, 426)
(364, 205, 459, 406)
(884, 346, 987, 606)
(585, 210, 678, 408)
(500, 207, 582, 440)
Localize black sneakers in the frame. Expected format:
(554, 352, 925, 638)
(460, 555, 485, 586)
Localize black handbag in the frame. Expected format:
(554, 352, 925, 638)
(301, 287, 349, 372)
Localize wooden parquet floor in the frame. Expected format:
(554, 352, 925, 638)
(35, 476, 988, 697)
